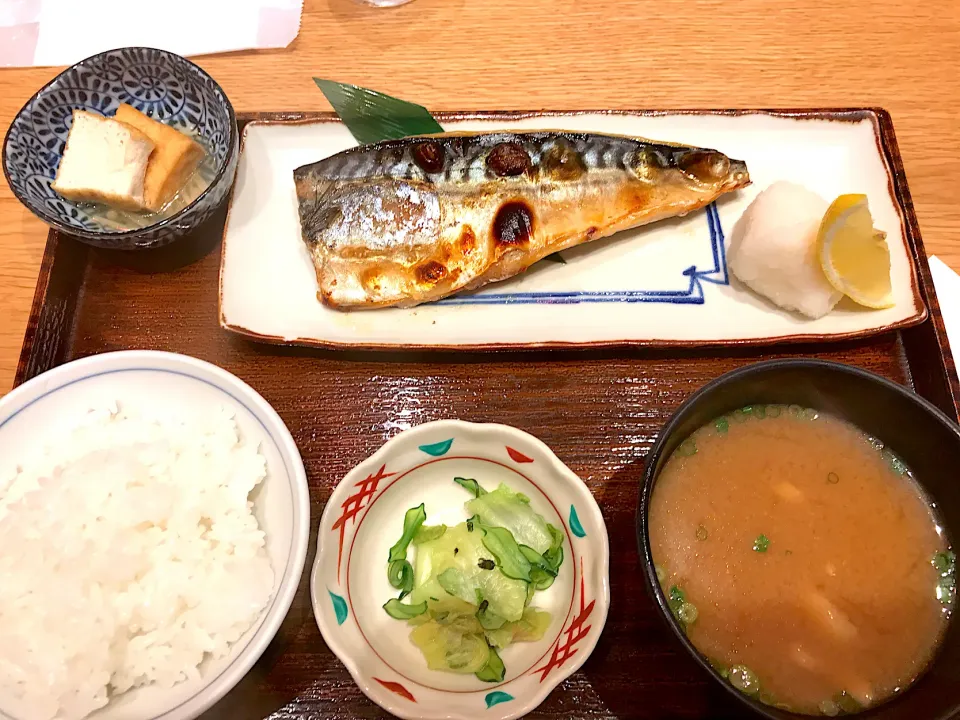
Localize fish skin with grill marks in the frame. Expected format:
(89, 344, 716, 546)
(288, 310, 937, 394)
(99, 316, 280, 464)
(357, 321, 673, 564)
(292, 131, 750, 309)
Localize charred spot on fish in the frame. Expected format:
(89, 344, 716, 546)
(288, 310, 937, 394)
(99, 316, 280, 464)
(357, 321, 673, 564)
(493, 201, 534, 246)
(360, 268, 385, 292)
(486, 142, 531, 177)
(459, 225, 477, 256)
(416, 260, 448, 285)
(319, 287, 336, 306)
(677, 150, 731, 183)
(541, 141, 587, 181)
(585, 226, 598, 239)
(412, 141, 445, 173)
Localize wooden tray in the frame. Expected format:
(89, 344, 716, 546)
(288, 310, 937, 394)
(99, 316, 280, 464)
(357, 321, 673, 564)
(15, 111, 960, 719)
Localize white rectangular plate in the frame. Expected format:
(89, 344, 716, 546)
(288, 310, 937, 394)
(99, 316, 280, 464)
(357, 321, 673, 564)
(218, 110, 926, 350)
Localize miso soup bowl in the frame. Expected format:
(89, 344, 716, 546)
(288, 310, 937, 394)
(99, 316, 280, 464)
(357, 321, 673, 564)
(637, 359, 960, 720)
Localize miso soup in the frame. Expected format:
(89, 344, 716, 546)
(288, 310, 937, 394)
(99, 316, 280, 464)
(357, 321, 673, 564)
(649, 405, 955, 716)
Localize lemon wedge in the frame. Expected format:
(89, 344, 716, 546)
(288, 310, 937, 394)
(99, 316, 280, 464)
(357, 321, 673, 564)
(817, 194, 894, 309)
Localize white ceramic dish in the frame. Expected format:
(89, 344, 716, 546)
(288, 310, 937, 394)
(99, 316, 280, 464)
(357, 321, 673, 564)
(0, 351, 311, 720)
(219, 110, 925, 350)
(310, 419, 610, 720)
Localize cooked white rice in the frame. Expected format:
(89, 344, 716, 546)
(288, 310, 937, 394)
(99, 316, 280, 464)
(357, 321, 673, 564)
(0, 402, 274, 720)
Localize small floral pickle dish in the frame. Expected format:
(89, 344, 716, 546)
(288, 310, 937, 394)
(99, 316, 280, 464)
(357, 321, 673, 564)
(310, 420, 610, 720)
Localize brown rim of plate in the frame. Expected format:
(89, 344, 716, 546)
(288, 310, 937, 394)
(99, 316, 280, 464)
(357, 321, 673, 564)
(217, 108, 928, 351)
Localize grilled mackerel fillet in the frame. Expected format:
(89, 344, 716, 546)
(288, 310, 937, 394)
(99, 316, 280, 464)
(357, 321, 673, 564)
(293, 131, 749, 309)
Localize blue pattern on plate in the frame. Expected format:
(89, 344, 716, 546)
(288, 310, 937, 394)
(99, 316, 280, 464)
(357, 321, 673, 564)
(569, 505, 586, 538)
(484, 691, 514, 708)
(328, 590, 349, 625)
(418, 438, 454, 456)
(3, 47, 238, 249)
(436, 203, 728, 305)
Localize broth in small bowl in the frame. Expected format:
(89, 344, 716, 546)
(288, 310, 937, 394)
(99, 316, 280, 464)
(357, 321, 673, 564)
(637, 360, 960, 720)
(3, 47, 238, 250)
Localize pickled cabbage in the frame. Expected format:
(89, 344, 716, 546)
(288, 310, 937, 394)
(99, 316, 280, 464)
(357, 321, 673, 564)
(409, 522, 527, 621)
(382, 478, 565, 682)
(467, 483, 555, 554)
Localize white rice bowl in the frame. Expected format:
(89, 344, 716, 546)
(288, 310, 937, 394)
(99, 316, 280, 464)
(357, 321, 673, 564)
(0, 352, 309, 720)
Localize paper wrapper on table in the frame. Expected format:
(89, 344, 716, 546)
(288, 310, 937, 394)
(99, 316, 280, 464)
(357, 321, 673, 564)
(0, 0, 303, 67)
(929, 256, 960, 368)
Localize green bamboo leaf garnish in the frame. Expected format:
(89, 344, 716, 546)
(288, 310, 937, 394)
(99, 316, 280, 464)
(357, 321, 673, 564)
(314, 79, 444, 145)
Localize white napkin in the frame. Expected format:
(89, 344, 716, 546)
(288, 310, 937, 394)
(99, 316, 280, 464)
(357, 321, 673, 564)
(0, 0, 303, 67)
(929, 256, 960, 367)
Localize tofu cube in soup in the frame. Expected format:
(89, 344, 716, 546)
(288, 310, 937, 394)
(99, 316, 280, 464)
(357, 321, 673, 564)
(51, 110, 155, 211)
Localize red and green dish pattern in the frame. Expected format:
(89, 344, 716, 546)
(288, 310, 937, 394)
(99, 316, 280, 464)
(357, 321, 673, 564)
(325, 436, 594, 711)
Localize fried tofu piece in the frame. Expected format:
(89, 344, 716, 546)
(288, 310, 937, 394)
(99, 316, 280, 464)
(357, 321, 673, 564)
(115, 103, 205, 212)
(51, 110, 155, 211)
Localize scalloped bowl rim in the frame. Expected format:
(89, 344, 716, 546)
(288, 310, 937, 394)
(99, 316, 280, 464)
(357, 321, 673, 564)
(310, 419, 611, 720)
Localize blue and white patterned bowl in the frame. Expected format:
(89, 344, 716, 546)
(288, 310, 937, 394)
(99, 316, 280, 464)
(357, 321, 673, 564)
(2, 47, 238, 250)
